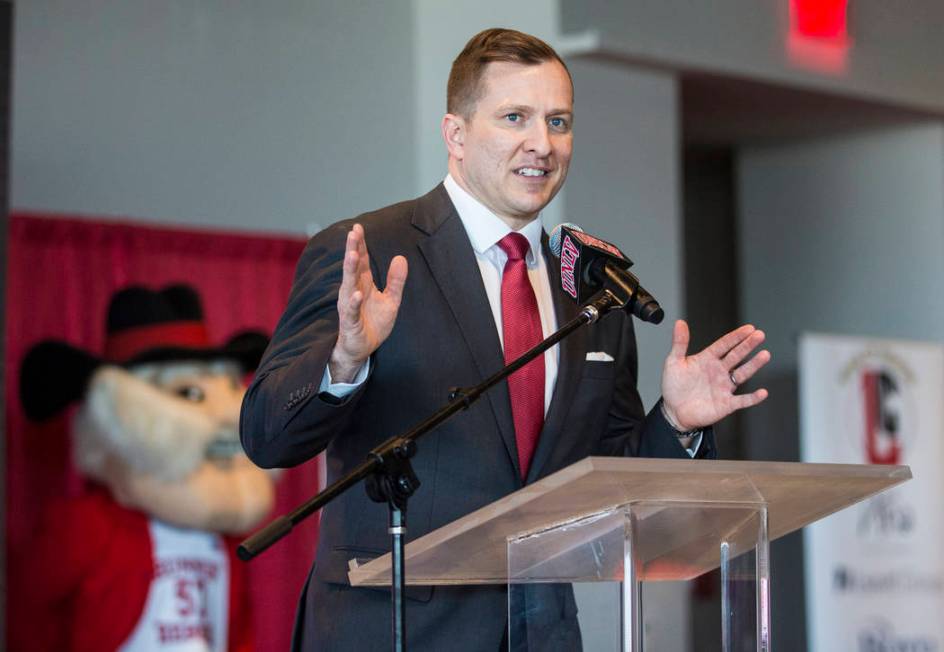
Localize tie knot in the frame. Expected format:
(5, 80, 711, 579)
(498, 232, 531, 262)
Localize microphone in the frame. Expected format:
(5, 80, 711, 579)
(549, 223, 664, 324)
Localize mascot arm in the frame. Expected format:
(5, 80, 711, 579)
(11, 493, 144, 652)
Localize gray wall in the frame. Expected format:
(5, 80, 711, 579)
(737, 123, 944, 651)
(739, 125, 944, 369)
(12, 0, 415, 234)
(561, 0, 944, 113)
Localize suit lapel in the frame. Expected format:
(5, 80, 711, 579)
(525, 236, 586, 484)
(413, 186, 521, 479)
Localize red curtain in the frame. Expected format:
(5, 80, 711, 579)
(6, 212, 318, 651)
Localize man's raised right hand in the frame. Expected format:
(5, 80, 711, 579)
(328, 224, 408, 383)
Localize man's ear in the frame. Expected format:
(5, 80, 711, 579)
(441, 113, 466, 159)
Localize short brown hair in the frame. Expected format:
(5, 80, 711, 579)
(447, 28, 571, 118)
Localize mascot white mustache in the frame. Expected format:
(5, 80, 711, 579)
(17, 284, 277, 652)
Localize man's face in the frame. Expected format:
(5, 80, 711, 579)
(444, 60, 574, 228)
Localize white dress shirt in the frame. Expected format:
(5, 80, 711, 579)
(442, 174, 559, 414)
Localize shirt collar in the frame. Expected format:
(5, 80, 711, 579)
(443, 174, 544, 265)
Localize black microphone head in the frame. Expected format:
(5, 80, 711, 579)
(641, 303, 665, 324)
(549, 222, 583, 258)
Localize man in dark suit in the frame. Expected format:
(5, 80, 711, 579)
(240, 28, 770, 651)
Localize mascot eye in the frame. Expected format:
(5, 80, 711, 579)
(175, 385, 206, 402)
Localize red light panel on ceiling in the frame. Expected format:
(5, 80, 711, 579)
(791, 0, 848, 41)
(788, 0, 850, 74)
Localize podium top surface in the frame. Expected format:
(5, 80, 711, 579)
(348, 457, 910, 586)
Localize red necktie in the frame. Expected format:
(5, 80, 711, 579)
(497, 233, 545, 480)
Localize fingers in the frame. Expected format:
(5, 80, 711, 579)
(729, 348, 771, 387)
(338, 222, 408, 315)
(344, 224, 371, 274)
(384, 255, 409, 304)
(352, 223, 370, 265)
(733, 387, 769, 411)
(337, 226, 367, 330)
(706, 324, 758, 358)
(667, 320, 690, 361)
(338, 290, 364, 331)
(338, 228, 358, 290)
(339, 223, 373, 291)
(722, 328, 766, 370)
(338, 224, 408, 327)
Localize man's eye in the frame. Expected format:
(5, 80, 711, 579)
(549, 117, 568, 130)
(505, 113, 521, 123)
(175, 385, 206, 402)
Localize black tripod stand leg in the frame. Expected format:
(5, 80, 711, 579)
(390, 504, 407, 652)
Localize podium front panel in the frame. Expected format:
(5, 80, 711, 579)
(505, 504, 772, 651)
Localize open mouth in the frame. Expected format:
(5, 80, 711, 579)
(515, 167, 549, 177)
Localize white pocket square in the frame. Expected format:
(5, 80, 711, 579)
(585, 351, 614, 362)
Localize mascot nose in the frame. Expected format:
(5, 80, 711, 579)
(202, 382, 246, 460)
(205, 381, 245, 428)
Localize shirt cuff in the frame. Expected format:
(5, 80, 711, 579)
(319, 359, 370, 398)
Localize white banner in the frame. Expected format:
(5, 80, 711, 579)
(800, 333, 944, 652)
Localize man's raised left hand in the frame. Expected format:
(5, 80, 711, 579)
(660, 320, 771, 433)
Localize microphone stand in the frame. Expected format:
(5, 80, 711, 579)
(238, 286, 632, 652)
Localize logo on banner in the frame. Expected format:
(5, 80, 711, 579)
(839, 349, 918, 465)
(833, 565, 942, 595)
(861, 369, 902, 464)
(857, 618, 939, 651)
(857, 493, 915, 538)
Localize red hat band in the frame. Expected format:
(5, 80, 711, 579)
(103, 321, 211, 363)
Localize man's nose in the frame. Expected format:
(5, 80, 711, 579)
(524, 121, 552, 157)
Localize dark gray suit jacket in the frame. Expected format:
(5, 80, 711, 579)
(240, 184, 716, 651)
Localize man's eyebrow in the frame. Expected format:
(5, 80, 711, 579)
(494, 104, 573, 116)
(495, 104, 534, 114)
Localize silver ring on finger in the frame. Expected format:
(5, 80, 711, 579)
(729, 371, 739, 388)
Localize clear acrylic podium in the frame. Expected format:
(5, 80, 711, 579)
(348, 457, 911, 651)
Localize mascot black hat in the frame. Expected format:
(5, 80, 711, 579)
(20, 283, 268, 421)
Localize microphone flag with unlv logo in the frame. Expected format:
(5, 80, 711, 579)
(548, 223, 632, 305)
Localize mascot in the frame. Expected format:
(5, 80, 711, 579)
(15, 284, 275, 652)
